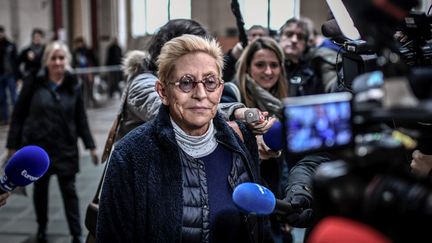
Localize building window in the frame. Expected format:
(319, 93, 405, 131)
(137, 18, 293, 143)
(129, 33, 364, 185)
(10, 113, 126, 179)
(238, 0, 299, 31)
(131, 0, 191, 36)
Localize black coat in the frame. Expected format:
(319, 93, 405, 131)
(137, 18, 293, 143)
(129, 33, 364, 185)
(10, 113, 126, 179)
(97, 105, 267, 243)
(105, 43, 122, 66)
(6, 69, 95, 175)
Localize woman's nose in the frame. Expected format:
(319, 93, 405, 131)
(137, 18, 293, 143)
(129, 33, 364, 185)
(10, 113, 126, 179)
(192, 82, 207, 99)
(264, 65, 273, 74)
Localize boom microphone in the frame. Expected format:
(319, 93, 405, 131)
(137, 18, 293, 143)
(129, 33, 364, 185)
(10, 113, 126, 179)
(232, 182, 293, 215)
(321, 19, 345, 41)
(0, 145, 50, 194)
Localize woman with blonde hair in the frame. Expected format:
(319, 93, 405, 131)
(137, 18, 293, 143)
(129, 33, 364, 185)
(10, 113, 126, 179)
(97, 35, 268, 242)
(6, 41, 99, 243)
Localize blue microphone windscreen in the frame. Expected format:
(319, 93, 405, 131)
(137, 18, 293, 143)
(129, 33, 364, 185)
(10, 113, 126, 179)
(263, 120, 284, 151)
(232, 182, 275, 215)
(5, 145, 50, 187)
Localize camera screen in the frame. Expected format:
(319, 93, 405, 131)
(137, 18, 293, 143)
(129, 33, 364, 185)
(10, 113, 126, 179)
(282, 92, 353, 154)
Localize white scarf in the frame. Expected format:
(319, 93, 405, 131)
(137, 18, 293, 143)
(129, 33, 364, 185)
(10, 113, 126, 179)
(171, 117, 218, 158)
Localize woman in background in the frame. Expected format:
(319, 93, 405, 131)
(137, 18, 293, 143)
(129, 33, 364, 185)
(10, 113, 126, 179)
(6, 41, 99, 243)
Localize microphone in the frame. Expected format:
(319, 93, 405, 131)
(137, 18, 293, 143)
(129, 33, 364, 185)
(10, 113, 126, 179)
(262, 120, 284, 151)
(0, 145, 50, 194)
(308, 216, 392, 243)
(321, 19, 345, 41)
(325, 0, 360, 40)
(232, 182, 293, 215)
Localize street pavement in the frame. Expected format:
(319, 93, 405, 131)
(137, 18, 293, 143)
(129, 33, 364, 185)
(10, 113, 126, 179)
(0, 99, 120, 243)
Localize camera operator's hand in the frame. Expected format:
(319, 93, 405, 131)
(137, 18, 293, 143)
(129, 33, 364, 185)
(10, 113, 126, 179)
(411, 150, 432, 176)
(281, 184, 313, 228)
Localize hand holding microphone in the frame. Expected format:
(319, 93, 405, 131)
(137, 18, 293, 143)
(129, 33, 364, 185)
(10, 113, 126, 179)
(257, 120, 284, 159)
(282, 184, 314, 228)
(236, 108, 276, 135)
(232, 182, 294, 216)
(0, 145, 50, 195)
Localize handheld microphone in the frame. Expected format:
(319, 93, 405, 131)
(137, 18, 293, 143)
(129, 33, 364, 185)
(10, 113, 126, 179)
(232, 182, 293, 215)
(308, 216, 392, 243)
(0, 145, 50, 194)
(262, 120, 284, 151)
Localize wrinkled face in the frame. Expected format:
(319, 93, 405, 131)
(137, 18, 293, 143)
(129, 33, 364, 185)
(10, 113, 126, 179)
(249, 48, 281, 90)
(279, 23, 307, 62)
(156, 52, 223, 136)
(47, 49, 66, 76)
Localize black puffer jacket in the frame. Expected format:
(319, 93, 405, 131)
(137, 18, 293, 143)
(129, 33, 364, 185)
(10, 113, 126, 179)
(6, 68, 95, 175)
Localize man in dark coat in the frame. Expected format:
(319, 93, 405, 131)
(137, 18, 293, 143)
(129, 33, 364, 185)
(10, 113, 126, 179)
(105, 37, 123, 98)
(0, 26, 18, 125)
(17, 28, 46, 81)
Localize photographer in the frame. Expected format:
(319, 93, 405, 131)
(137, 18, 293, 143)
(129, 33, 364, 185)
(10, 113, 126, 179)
(306, 1, 432, 242)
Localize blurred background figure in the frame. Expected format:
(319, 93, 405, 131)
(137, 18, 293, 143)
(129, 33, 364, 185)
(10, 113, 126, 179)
(0, 25, 18, 126)
(223, 25, 270, 82)
(72, 36, 99, 107)
(279, 18, 325, 97)
(105, 37, 123, 99)
(6, 41, 99, 243)
(302, 17, 341, 93)
(18, 28, 46, 83)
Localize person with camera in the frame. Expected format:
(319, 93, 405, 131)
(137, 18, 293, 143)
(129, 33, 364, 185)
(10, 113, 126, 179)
(221, 36, 326, 242)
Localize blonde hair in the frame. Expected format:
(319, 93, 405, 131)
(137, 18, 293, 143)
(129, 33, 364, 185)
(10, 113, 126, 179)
(157, 34, 224, 84)
(42, 41, 72, 70)
(236, 37, 288, 108)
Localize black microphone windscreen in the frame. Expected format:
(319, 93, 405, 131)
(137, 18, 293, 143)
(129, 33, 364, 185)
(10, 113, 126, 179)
(321, 19, 342, 39)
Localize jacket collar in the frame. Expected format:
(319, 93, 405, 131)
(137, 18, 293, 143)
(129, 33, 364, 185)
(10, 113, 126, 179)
(155, 105, 244, 152)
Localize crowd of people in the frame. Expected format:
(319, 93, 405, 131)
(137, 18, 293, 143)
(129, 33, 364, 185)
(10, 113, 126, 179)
(0, 27, 124, 126)
(1, 13, 431, 243)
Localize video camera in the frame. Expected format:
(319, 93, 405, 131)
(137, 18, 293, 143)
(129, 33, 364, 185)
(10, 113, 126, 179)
(278, 1, 432, 242)
(325, 0, 432, 89)
(398, 11, 432, 67)
(279, 91, 432, 242)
